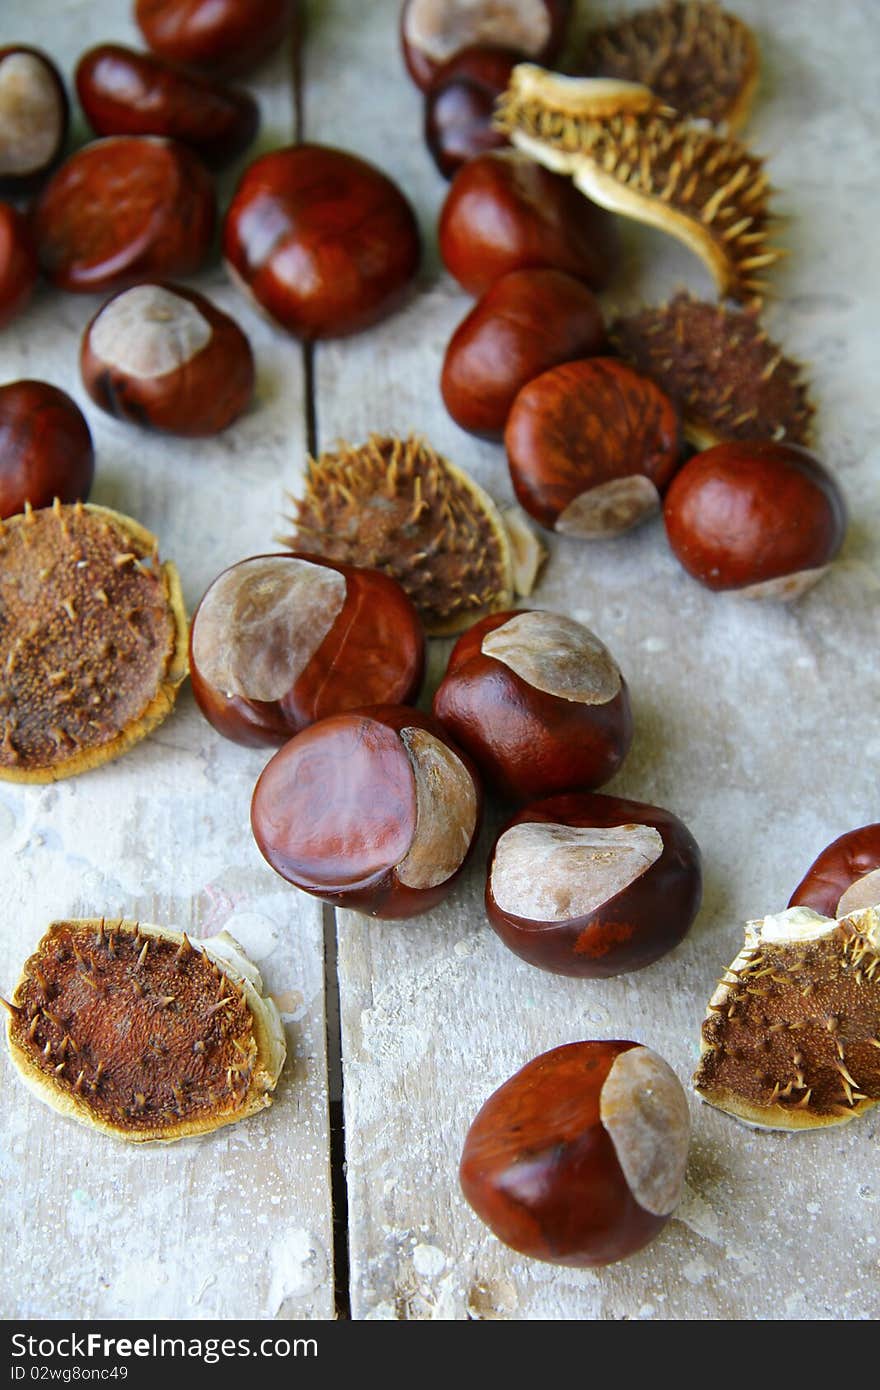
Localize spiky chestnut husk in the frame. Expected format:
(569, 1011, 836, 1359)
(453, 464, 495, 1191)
(609, 292, 814, 450)
(283, 435, 514, 637)
(495, 65, 782, 304)
(693, 906, 880, 1130)
(579, 1, 759, 131)
(0, 501, 187, 782)
(3, 919, 285, 1142)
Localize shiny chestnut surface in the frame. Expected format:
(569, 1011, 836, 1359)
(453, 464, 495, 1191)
(789, 824, 880, 919)
(486, 792, 703, 977)
(75, 44, 259, 169)
(664, 442, 847, 596)
(136, 0, 297, 77)
(190, 554, 425, 747)
(32, 136, 215, 294)
(401, 0, 571, 90)
(0, 380, 94, 519)
(460, 1040, 690, 1266)
(438, 150, 619, 296)
(0, 203, 38, 328)
(425, 46, 518, 179)
(0, 46, 68, 190)
(442, 269, 605, 439)
(224, 144, 421, 340)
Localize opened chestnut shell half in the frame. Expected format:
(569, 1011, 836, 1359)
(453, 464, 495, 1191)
(0, 45, 68, 191)
(424, 46, 518, 179)
(401, 0, 571, 90)
(0, 380, 94, 520)
(136, 0, 297, 78)
(789, 824, 880, 919)
(0, 203, 38, 328)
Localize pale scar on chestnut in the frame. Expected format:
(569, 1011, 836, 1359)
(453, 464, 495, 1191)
(482, 611, 621, 704)
(491, 821, 663, 922)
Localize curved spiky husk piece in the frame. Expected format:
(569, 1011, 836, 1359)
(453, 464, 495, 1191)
(579, 1, 760, 131)
(0, 502, 188, 783)
(283, 435, 514, 637)
(495, 65, 782, 304)
(609, 292, 814, 449)
(4, 919, 286, 1143)
(693, 906, 880, 1130)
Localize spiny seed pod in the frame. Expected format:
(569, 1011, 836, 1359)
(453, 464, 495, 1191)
(0, 502, 187, 782)
(3, 919, 285, 1142)
(693, 905, 880, 1129)
(789, 825, 880, 919)
(284, 435, 513, 636)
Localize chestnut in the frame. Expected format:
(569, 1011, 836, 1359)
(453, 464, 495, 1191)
(788, 824, 880, 918)
(663, 441, 847, 598)
(460, 1040, 690, 1267)
(441, 268, 605, 439)
(135, 0, 297, 78)
(223, 144, 421, 340)
(189, 553, 425, 748)
(401, 0, 571, 91)
(0, 46, 68, 191)
(32, 137, 216, 294)
(75, 44, 259, 170)
(0, 380, 94, 519)
(424, 46, 518, 179)
(250, 706, 481, 918)
(80, 283, 254, 437)
(0, 203, 38, 328)
(438, 150, 619, 296)
(432, 608, 633, 802)
(506, 358, 682, 537)
(486, 792, 702, 977)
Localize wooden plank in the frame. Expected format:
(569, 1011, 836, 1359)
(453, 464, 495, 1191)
(0, 2, 334, 1319)
(304, 0, 880, 1319)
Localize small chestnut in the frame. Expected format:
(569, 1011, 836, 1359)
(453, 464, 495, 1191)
(441, 268, 605, 439)
(506, 357, 682, 537)
(190, 554, 425, 747)
(486, 792, 703, 977)
(0, 380, 94, 519)
(251, 706, 481, 918)
(0, 46, 68, 190)
(788, 823, 880, 918)
(136, 0, 297, 78)
(401, 0, 571, 91)
(432, 608, 633, 802)
(81, 283, 254, 437)
(424, 46, 518, 179)
(223, 144, 421, 340)
(663, 441, 847, 598)
(460, 1040, 690, 1267)
(438, 150, 619, 296)
(0, 203, 38, 328)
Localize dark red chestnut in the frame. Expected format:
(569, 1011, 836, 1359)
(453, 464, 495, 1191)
(251, 706, 481, 918)
(190, 554, 425, 748)
(432, 608, 633, 802)
(223, 144, 421, 340)
(0, 46, 68, 190)
(75, 44, 259, 170)
(789, 824, 880, 918)
(81, 283, 254, 437)
(424, 46, 518, 179)
(32, 137, 216, 294)
(438, 150, 619, 296)
(401, 0, 571, 90)
(441, 268, 605, 439)
(506, 358, 682, 537)
(0, 380, 94, 519)
(0, 203, 38, 327)
(663, 441, 848, 599)
(486, 792, 702, 977)
(136, 0, 297, 77)
(460, 1040, 690, 1267)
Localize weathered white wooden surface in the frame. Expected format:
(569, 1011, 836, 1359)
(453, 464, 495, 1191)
(304, 0, 880, 1318)
(0, 3, 335, 1319)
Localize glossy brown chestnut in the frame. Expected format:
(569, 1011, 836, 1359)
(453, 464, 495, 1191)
(75, 44, 259, 170)
(0, 203, 38, 327)
(0, 46, 68, 191)
(32, 136, 216, 295)
(460, 1040, 690, 1267)
(438, 150, 619, 296)
(223, 144, 421, 340)
(81, 283, 254, 437)
(788, 824, 880, 918)
(0, 380, 94, 519)
(401, 0, 571, 90)
(441, 269, 605, 439)
(136, 0, 297, 77)
(424, 46, 518, 179)
(432, 608, 633, 802)
(250, 705, 481, 918)
(663, 441, 847, 598)
(506, 357, 682, 538)
(190, 554, 425, 748)
(486, 792, 702, 977)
